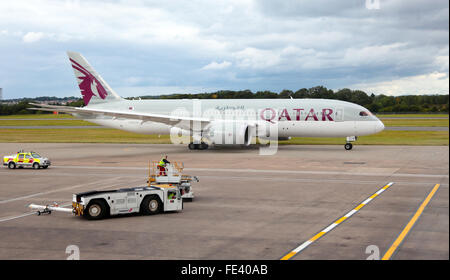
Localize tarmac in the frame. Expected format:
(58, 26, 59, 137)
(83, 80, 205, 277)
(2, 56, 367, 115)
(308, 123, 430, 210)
(0, 143, 448, 260)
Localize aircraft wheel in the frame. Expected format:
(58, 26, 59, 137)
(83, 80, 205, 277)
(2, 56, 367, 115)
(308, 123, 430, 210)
(344, 143, 353, 150)
(189, 142, 208, 150)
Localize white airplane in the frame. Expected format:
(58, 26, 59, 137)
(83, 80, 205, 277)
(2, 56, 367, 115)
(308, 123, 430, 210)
(30, 51, 385, 150)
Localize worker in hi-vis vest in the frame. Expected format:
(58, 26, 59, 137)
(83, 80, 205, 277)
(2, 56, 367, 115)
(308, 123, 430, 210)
(158, 155, 170, 176)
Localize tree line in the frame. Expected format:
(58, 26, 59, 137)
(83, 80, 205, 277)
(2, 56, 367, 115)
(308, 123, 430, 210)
(138, 86, 448, 113)
(0, 86, 448, 115)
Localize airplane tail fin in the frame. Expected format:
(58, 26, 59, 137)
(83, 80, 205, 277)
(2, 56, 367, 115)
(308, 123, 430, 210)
(67, 51, 122, 106)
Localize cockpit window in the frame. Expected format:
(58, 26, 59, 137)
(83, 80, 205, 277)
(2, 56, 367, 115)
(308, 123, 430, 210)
(359, 111, 370, 117)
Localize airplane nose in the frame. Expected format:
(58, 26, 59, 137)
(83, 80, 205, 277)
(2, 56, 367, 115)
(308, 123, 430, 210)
(375, 120, 385, 133)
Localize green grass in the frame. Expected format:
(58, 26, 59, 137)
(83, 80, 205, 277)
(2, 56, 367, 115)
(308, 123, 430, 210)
(0, 119, 97, 126)
(0, 128, 172, 144)
(382, 119, 449, 127)
(281, 131, 448, 146)
(0, 128, 447, 145)
(377, 114, 448, 118)
(0, 114, 75, 119)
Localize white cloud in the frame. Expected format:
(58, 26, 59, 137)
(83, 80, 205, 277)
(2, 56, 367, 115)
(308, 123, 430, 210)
(435, 55, 449, 73)
(124, 76, 143, 85)
(115, 86, 221, 97)
(0, 0, 448, 97)
(349, 72, 449, 96)
(202, 61, 232, 70)
(22, 31, 44, 43)
(233, 47, 281, 69)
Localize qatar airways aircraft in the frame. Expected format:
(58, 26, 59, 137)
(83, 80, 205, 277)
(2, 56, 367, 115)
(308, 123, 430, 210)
(30, 52, 384, 150)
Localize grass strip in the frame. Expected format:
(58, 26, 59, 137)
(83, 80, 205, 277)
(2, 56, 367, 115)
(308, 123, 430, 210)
(0, 129, 447, 145)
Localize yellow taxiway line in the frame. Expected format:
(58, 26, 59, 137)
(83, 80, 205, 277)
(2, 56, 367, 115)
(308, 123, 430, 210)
(382, 183, 441, 260)
(281, 182, 394, 260)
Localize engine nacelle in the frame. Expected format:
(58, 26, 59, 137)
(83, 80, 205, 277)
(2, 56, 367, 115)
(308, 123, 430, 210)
(203, 121, 255, 146)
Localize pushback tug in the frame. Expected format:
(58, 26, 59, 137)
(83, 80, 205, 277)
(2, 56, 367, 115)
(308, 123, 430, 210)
(29, 161, 198, 220)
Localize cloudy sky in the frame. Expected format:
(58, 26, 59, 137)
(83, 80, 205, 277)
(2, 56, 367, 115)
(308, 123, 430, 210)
(0, 0, 448, 99)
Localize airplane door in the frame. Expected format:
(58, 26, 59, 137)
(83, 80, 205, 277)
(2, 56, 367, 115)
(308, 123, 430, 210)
(335, 108, 344, 122)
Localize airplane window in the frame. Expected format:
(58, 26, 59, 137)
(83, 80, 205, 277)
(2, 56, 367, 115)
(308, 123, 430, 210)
(359, 111, 369, 116)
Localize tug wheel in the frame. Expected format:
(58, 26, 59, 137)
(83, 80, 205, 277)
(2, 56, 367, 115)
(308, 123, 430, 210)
(85, 200, 107, 220)
(344, 143, 353, 150)
(141, 195, 162, 215)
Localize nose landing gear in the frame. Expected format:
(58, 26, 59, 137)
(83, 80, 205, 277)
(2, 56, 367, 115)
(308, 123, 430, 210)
(345, 136, 357, 150)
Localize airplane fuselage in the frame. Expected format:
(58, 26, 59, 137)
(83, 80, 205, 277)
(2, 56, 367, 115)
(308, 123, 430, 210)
(77, 98, 384, 138)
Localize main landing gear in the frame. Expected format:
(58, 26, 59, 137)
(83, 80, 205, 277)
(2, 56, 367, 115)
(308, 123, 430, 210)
(344, 136, 357, 150)
(189, 131, 209, 150)
(188, 142, 209, 150)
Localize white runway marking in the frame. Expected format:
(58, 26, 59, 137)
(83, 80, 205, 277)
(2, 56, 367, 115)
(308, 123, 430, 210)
(186, 168, 448, 179)
(0, 177, 120, 205)
(49, 165, 449, 179)
(0, 212, 36, 222)
(0, 202, 72, 223)
(1, 169, 445, 187)
(0, 182, 129, 223)
(281, 182, 394, 260)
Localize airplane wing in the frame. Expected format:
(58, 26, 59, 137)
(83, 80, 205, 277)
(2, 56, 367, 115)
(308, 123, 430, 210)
(28, 103, 80, 114)
(28, 103, 210, 129)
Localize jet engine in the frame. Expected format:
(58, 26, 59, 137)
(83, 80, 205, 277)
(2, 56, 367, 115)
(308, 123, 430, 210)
(203, 121, 255, 146)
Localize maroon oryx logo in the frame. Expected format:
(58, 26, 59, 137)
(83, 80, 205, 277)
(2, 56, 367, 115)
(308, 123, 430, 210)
(70, 58, 107, 105)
